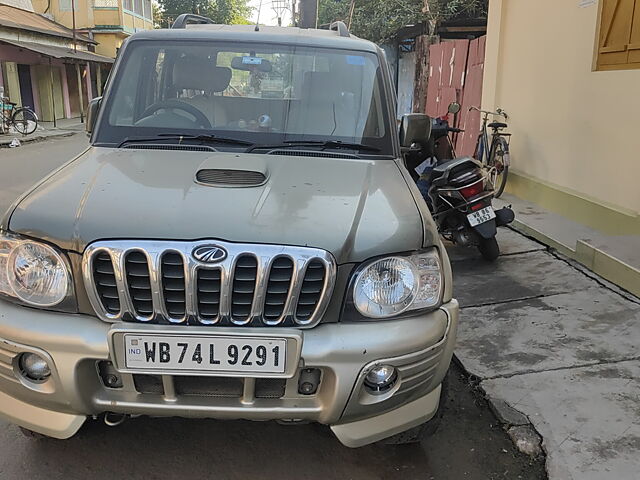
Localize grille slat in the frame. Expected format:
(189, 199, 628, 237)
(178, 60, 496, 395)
(263, 257, 294, 322)
(197, 268, 221, 321)
(93, 252, 120, 315)
(161, 253, 186, 321)
(125, 252, 152, 318)
(86, 241, 334, 327)
(295, 261, 327, 323)
(230, 255, 257, 323)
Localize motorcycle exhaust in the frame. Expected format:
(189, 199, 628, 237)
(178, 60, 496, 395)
(104, 412, 128, 427)
(495, 206, 515, 227)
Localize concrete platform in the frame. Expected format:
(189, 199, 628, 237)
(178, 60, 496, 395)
(457, 288, 640, 378)
(453, 249, 595, 308)
(482, 361, 640, 480)
(495, 194, 640, 297)
(450, 227, 640, 479)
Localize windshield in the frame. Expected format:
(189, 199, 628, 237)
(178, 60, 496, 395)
(94, 40, 393, 155)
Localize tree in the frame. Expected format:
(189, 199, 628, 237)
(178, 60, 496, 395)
(157, 0, 252, 27)
(317, 0, 487, 43)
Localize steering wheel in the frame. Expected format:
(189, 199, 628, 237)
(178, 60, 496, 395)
(139, 99, 211, 129)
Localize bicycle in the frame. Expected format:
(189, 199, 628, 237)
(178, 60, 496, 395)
(470, 106, 511, 198)
(1, 96, 38, 136)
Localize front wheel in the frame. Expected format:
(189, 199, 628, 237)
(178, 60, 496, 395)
(488, 136, 509, 198)
(11, 107, 38, 135)
(381, 375, 448, 445)
(477, 236, 500, 261)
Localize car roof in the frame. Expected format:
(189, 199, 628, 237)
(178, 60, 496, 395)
(129, 24, 380, 53)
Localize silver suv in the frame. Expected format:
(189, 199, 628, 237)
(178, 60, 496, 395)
(0, 17, 458, 447)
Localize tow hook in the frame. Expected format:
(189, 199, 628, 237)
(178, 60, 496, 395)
(103, 412, 128, 427)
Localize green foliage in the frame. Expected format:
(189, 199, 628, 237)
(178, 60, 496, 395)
(317, 0, 488, 44)
(440, 0, 487, 19)
(157, 0, 252, 27)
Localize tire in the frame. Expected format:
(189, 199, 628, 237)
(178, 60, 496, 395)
(382, 375, 449, 445)
(19, 427, 48, 439)
(478, 236, 500, 261)
(11, 107, 38, 135)
(488, 136, 509, 198)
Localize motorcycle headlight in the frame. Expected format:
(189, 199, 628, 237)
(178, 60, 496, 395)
(352, 249, 442, 319)
(0, 232, 72, 308)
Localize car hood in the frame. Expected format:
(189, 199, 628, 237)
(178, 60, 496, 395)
(7, 147, 432, 263)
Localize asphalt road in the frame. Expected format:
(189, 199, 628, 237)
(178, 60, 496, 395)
(0, 135, 546, 479)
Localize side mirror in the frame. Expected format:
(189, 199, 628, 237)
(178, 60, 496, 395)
(86, 96, 102, 135)
(399, 113, 432, 149)
(448, 102, 461, 114)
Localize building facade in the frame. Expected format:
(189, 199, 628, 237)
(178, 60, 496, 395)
(482, 0, 640, 236)
(32, 0, 154, 58)
(0, 0, 113, 122)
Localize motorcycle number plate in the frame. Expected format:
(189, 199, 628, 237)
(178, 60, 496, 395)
(467, 206, 496, 227)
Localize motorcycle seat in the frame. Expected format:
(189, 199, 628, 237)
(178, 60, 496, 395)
(488, 122, 507, 129)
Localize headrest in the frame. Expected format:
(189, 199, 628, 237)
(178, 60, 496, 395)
(173, 56, 231, 93)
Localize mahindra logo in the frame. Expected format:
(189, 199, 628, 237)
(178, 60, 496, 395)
(192, 245, 227, 263)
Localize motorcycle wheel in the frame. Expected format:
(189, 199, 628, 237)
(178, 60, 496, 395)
(477, 237, 500, 261)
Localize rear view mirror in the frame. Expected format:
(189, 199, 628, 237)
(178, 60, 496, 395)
(86, 96, 102, 135)
(231, 56, 272, 73)
(448, 102, 461, 114)
(399, 113, 432, 148)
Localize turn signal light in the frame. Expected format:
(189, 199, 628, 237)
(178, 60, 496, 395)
(460, 180, 483, 199)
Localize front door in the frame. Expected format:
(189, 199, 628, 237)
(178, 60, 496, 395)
(17, 64, 34, 109)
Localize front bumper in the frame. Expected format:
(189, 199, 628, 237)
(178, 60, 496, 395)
(0, 299, 458, 447)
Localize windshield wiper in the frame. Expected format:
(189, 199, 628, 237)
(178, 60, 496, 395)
(246, 140, 381, 153)
(118, 133, 253, 148)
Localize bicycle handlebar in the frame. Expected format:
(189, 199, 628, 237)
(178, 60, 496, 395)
(469, 106, 508, 119)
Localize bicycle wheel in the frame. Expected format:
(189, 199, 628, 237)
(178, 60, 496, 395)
(488, 136, 510, 198)
(11, 107, 38, 135)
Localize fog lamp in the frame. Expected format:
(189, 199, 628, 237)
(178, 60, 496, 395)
(19, 352, 51, 382)
(364, 364, 398, 393)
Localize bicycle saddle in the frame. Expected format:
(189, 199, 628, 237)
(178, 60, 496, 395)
(488, 122, 507, 129)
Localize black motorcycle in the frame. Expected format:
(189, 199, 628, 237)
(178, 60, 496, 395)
(407, 103, 514, 261)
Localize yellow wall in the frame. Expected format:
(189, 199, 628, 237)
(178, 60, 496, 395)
(123, 11, 154, 32)
(93, 8, 122, 28)
(32, 0, 95, 30)
(483, 0, 640, 218)
(93, 32, 123, 58)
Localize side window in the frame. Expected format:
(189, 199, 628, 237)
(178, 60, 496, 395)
(596, 0, 640, 70)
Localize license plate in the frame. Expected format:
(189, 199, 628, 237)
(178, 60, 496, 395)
(124, 335, 287, 374)
(467, 206, 496, 227)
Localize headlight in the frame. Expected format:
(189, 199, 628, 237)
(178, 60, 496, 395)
(0, 232, 71, 307)
(352, 249, 442, 318)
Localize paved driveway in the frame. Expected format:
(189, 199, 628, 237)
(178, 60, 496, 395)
(451, 228, 640, 480)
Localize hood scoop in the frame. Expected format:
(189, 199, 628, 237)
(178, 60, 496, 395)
(195, 168, 267, 187)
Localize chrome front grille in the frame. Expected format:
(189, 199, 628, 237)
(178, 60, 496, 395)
(82, 240, 336, 328)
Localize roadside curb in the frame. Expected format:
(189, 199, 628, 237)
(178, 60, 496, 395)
(0, 131, 76, 148)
